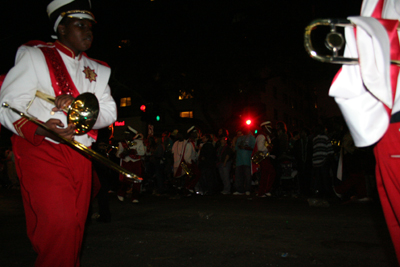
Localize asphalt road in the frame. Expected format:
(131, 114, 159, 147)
(0, 188, 398, 267)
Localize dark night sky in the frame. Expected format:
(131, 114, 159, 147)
(0, 0, 363, 101)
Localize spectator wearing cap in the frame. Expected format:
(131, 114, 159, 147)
(116, 126, 145, 203)
(0, 0, 118, 265)
(252, 121, 275, 197)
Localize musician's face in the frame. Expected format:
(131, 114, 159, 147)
(58, 18, 93, 55)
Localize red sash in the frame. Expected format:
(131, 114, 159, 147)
(26, 40, 98, 140)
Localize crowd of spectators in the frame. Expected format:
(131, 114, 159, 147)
(1, 120, 377, 223)
(105, 121, 377, 205)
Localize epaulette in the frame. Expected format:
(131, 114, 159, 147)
(24, 40, 53, 48)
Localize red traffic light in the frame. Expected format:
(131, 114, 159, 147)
(140, 105, 146, 112)
(246, 119, 252, 125)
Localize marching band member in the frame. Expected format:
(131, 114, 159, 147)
(172, 132, 186, 179)
(329, 0, 400, 263)
(116, 126, 145, 203)
(182, 126, 200, 196)
(0, 0, 117, 265)
(252, 121, 275, 197)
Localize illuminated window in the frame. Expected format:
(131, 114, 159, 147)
(178, 90, 194, 100)
(180, 111, 193, 118)
(120, 97, 131, 107)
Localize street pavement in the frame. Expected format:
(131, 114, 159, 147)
(0, 187, 398, 267)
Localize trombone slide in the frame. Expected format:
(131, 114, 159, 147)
(304, 18, 400, 66)
(2, 102, 142, 182)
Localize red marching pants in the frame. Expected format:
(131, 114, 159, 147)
(117, 160, 142, 200)
(184, 162, 200, 191)
(374, 122, 400, 265)
(257, 158, 276, 196)
(12, 135, 92, 267)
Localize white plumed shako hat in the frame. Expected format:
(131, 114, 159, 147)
(260, 121, 272, 133)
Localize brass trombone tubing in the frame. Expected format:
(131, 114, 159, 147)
(35, 91, 67, 112)
(304, 18, 400, 66)
(2, 102, 142, 182)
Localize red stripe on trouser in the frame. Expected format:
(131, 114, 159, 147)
(12, 135, 92, 267)
(374, 122, 400, 266)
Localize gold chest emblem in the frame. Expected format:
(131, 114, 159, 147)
(83, 66, 97, 82)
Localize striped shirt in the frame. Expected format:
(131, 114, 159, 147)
(312, 134, 334, 167)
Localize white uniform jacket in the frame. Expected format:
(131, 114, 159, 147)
(255, 134, 270, 154)
(184, 140, 198, 164)
(116, 139, 146, 163)
(329, 0, 400, 147)
(0, 41, 117, 147)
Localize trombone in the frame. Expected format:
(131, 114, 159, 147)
(2, 92, 142, 182)
(304, 18, 400, 66)
(32, 90, 99, 136)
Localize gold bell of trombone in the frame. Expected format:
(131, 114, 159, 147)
(34, 90, 99, 135)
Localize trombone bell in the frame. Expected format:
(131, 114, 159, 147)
(34, 91, 99, 135)
(68, 93, 99, 135)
